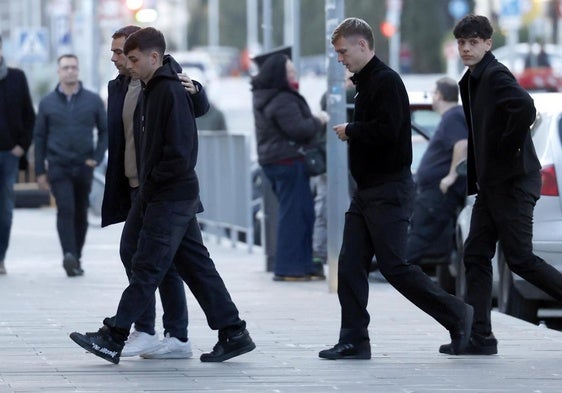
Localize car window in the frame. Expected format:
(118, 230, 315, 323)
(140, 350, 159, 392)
(412, 109, 440, 137)
(530, 111, 551, 159)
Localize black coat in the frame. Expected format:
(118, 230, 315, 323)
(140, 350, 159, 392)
(252, 88, 322, 166)
(101, 55, 209, 227)
(459, 51, 540, 195)
(0, 67, 35, 152)
(346, 55, 412, 189)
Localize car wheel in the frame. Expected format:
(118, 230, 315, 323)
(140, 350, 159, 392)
(497, 248, 539, 324)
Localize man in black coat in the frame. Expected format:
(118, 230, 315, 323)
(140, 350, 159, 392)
(0, 36, 35, 275)
(102, 25, 210, 359)
(70, 27, 255, 365)
(319, 17, 473, 360)
(441, 14, 562, 355)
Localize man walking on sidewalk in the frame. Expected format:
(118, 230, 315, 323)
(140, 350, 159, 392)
(442, 14, 562, 355)
(69, 27, 255, 364)
(319, 17, 473, 360)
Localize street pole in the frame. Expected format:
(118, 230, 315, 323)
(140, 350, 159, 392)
(325, 0, 348, 292)
(209, 0, 219, 47)
(262, 0, 272, 51)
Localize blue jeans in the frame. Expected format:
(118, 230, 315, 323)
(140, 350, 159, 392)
(262, 159, 314, 276)
(119, 189, 189, 339)
(115, 197, 244, 336)
(0, 151, 19, 261)
(47, 164, 93, 259)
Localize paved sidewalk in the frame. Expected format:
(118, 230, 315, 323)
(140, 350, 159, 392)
(1, 208, 561, 393)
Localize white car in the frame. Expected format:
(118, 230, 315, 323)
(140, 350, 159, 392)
(452, 92, 562, 323)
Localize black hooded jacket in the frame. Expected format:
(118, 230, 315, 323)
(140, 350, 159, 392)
(251, 53, 323, 166)
(136, 59, 200, 204)
(101, 55, 209, 226)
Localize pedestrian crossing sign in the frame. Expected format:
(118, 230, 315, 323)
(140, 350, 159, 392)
(17, 29, 49, 63)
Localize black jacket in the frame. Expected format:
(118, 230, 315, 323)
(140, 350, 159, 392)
(101, 55, 209, 227)
(34, 83, 107, 175)
(0, 67, 35, 152)
(459, 51, 540, 195)
(137, 60, 200, 203)
(346, 55, 412, 189)
(253, 88, 322, 166)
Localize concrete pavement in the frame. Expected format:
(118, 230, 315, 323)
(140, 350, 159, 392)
(1, 207, 561, 393)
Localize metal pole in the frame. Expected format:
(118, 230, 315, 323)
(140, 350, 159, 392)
(325, 0, 347, 292)
(246, 0, 259, 54)
(262, 0, 272, 51)
(209, 0, 219, 47)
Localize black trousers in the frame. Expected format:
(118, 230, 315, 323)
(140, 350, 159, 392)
(48, 163, 93, 259)
(114, 196, 244, 336)
(464, 171, 562, 336)
(337, 176, 466, 344)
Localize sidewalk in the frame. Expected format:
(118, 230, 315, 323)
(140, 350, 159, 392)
(1, 208, 561, 393)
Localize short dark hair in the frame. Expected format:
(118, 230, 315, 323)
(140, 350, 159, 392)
(453, 14, 493, 40)
(435, 77, 459, 103)
(331, 17, 374, 50)
(123, 27, 165, 57)
(57, 53, 78, 65)
(112, 25, 141, 40)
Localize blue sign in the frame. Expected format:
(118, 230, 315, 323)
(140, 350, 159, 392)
(17, 29, 49, 63)
(449, 0, 469, 20)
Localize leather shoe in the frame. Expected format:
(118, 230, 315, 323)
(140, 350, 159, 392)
(318, 341, 371, 360)
(200, 329, 256, 362)
(441, 303, 473, 355)
(440, 333, 498, 355)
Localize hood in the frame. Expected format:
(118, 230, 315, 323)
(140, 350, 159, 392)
(163, 54, 183, 74)
(146, 60, 180, 90)
(253, 88, 281, 112)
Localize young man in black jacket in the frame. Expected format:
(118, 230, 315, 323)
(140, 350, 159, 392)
(319, 17, 473, 360)
(102, 25, 211, 359)
(69, 27, 255, 364)
(441, 14, 562, 355)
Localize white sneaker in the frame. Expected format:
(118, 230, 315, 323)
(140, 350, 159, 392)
(121, 330, 161, 357)
(140, 333, 193, 359)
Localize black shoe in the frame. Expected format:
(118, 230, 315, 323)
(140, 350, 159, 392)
(69, 329, 124, 364)
(439, 304, 473, 355)
(63, 253, 83, 277)
(440, 333, 498, 355)
(273, 275, 311, 282)
(200, 329, 256, 362)
(309, 263, 326, 281)
(318, 341, 371, 360)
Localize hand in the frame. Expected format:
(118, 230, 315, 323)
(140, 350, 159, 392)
(85, 159, 97, 168)
(439, 174, 456, 194)
(37, 174, 50, 191)
(316, 111, 329, 125)
(333, 123, 349, 141)
(177, 73, 198, 95)
(11, 145, 24, 157)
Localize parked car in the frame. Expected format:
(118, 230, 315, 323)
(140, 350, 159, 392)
(452, 92, 562, 323)
(493, 43, 562, 92)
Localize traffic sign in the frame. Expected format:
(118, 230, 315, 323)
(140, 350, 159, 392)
(17, 28, 49, 63)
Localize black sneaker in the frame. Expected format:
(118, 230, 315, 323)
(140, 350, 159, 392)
(309, 262, 326, 281)
(440, 304, 473, 355)
(63, 253, 83, 277)
(439, 332, 498, 355)
(318, 341, 371, 360)
(70, 329, 124, 364)
(200, 329, 256, 362)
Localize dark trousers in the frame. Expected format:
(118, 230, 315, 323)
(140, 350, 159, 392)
(406, 187, 463, 263)
(47, 164, 93, 259)
(114, 197, 244, 337)
(464, 171, 562, 336)
(262, 159, 314, 276)
(337, 176, 466, 344)
(119, 188, 188, 339)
